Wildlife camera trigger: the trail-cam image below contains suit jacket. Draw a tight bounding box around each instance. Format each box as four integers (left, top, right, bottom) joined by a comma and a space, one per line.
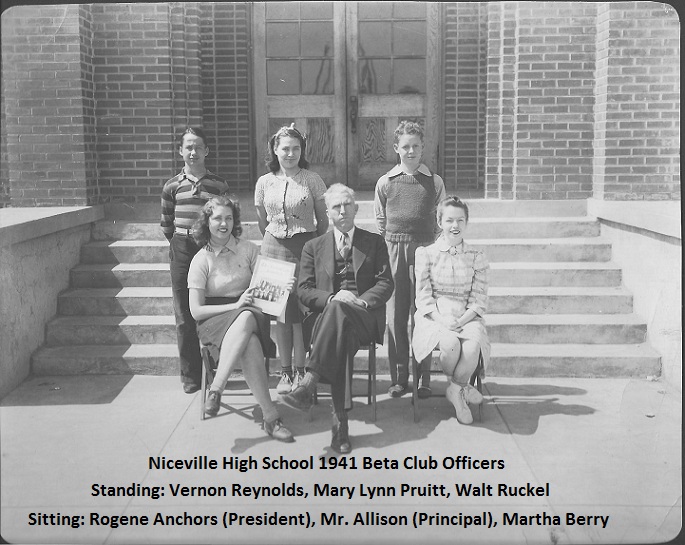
298, 227, 394, 344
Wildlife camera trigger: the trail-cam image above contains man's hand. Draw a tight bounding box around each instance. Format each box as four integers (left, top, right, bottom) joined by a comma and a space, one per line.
332, 290, 366, 307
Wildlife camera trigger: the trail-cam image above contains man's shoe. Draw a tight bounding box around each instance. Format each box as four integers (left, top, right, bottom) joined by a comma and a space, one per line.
281, 385, 313, 412
183, 382, 200, 394
446, 383, 473, 425
417, 385, 432, 399
388, 384, 407, 398
276, 371, 293, 394
204, 390, 221, 416
292, 369, 305, 392
331, 420, 351, 454
463, 384, 484, 405
263, 418, 294, 443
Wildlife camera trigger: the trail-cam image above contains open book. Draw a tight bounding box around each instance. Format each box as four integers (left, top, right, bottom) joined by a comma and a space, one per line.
248, 255, 296, 321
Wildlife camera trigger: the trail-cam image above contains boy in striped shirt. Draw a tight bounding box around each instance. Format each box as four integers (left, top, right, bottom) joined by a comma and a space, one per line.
161, 127, 230, 393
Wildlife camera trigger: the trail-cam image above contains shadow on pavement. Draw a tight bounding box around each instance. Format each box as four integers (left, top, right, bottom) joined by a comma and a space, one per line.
1, 375, 133, 406
481, 381, 596, 435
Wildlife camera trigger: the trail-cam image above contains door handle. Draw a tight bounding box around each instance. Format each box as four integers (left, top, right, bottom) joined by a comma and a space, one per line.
349, 95, 358, 134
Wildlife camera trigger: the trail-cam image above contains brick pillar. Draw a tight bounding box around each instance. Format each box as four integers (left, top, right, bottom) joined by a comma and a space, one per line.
2, 5, 95, 206
484, 2, 517, 199
443, 2, 487, 194
170, 2, 203, 133
593, 2, 680, 201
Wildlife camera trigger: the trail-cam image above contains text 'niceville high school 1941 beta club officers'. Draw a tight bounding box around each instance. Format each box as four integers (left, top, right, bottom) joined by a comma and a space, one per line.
26, 454, 611, 533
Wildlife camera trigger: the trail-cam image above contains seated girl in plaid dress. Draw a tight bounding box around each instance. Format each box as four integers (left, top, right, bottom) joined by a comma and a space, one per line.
411, 196, 490, 425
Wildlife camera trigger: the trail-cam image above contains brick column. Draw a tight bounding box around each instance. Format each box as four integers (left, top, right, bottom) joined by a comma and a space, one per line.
170, 2, 203, 132
484, 2, 517, 199
1, 5, 95, 206
593, 2, 680, 201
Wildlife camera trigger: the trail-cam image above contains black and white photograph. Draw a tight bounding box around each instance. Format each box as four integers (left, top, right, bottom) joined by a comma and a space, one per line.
0, 2, 681, 544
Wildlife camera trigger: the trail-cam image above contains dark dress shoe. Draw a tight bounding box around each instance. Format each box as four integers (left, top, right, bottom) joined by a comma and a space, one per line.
263, 418, 295, 443
183, 382, 200, 394
281, 385, 313, 412
331, 420, 351, 454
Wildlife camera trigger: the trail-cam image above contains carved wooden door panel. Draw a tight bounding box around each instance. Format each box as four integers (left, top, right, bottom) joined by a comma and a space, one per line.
253, 2, 441, 189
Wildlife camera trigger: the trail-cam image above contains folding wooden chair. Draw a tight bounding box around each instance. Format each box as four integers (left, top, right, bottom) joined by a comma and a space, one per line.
200, 346, 270, 421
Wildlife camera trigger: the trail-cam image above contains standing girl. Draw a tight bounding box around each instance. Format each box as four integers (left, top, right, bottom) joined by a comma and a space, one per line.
255, 124, 329, 394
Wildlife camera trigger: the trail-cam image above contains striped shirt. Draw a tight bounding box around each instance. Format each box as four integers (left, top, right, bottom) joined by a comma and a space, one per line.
160, 169, 230, 240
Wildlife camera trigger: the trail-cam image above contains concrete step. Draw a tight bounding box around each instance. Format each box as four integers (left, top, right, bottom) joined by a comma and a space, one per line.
91, 216, 600, 241
489, 262, 622, 287
80, 240, 170, 264
31, 341, 659, 378
68, 261, 622, 289
486, 343, 661, 378
78, 237, 612, 264
487, 286, 633, 314
44, 313, 648, 346
103, 198, 588, 221
56, 286, 633, 316
71, 263, 170, 288
46, 315, 177, 345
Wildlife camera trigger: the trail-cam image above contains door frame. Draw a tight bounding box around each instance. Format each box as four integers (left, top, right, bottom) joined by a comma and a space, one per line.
251, 2, 442, 188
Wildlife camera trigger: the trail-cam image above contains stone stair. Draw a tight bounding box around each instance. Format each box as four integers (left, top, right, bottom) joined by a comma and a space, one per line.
32, 199, 661, 378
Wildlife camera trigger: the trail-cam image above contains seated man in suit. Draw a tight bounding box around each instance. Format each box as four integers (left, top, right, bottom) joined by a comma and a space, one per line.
281, 183, 394, 453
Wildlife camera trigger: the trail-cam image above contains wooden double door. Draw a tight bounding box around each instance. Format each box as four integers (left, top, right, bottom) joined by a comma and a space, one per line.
253, 2, 441, 188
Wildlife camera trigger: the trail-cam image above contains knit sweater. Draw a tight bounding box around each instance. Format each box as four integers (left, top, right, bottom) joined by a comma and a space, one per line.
374, 164, 446, 243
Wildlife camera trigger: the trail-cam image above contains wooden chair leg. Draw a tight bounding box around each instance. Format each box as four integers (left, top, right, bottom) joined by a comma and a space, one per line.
369, 342, 377, 422
200, 353, 207, 421
469, 354, 485, 422
412, 355, 420, 423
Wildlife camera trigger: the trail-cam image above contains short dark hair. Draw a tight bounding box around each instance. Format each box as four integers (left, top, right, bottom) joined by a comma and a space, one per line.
179, 127, 209, 148
265, 124, 309, 173
192, 195, 243, 247
437, 195, 469, 224
393, 120, 424, 145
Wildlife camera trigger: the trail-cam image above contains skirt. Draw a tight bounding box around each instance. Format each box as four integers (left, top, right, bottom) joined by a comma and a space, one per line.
412, 313, 491, 371
196, 297, 276, 366
260, 231, 315, 324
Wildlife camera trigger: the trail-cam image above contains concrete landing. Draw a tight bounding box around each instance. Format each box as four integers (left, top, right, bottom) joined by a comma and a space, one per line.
1, 374, 681, 544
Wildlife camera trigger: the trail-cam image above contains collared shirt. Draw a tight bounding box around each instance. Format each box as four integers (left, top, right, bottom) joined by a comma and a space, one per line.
160, 168, 230, 240
333, 226, 355, 256
187, 236, 259, 298
414, 235, 489, 319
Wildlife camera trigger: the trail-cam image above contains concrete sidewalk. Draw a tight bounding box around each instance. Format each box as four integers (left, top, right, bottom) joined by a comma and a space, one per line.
1, 374, 681, 544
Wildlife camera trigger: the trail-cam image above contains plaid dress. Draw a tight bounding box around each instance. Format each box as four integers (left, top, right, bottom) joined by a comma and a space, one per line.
411, 236, 491, 368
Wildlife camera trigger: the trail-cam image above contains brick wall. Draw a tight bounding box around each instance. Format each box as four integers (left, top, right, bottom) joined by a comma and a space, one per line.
200, 2, 254, 192
91, 3, 177, 203
0, 88, 9, 207
1, 5, 93, 206
594, 2, 680, 200
515, 2, 596, 200
442, 2, 487, 194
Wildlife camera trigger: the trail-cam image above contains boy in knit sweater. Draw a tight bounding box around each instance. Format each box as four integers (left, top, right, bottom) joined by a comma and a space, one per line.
374, 121, 446, 398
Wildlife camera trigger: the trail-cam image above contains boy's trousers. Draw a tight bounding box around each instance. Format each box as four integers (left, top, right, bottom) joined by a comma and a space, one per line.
386, 240, 431, 387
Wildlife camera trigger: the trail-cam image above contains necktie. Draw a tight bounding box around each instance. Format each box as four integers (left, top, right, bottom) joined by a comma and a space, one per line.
340, 232, 350, 260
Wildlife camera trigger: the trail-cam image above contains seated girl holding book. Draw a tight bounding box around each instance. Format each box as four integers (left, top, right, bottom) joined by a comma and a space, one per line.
188, 195, 295, 442
411, 196, 490, 425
